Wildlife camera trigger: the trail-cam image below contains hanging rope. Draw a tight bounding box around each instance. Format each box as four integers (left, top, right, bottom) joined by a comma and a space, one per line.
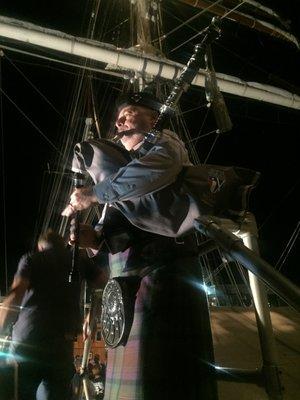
170, 1, 248, 52
259, 180, 300, 232
156, 0, 224, 43
3, 53, 66, 120
276, 221, 300, 271
0, 87, 62, 155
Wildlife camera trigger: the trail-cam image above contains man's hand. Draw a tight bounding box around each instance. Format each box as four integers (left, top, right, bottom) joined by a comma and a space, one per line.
61, 187, 98, 217
69, 222, 102, 251
83, 314, 92, 342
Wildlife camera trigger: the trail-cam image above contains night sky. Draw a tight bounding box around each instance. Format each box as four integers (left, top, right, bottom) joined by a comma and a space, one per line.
0, 0, 299, 294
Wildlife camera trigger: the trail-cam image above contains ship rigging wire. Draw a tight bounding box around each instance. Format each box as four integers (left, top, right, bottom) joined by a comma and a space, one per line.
156, 0, 224, 43
170, 0, 248, 52
0, 86, 62, 155
3, 53, 66, 120
163, 2, 300, 96
276, 221, 300, 272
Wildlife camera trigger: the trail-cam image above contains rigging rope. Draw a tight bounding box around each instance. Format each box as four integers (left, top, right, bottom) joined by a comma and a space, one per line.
40, 0, 127, 239
179, 103, 208, 115
170, 1, 247, 52
187, 128, 218, 143
192, 105, 210, 147
276, 221, 300, 272
203, 131, 220, 163
163, 3, 299, 94
3, 53, 66, 120
157, 0, 224, 43
258, 179, 300, 232
0, 87, 62, 155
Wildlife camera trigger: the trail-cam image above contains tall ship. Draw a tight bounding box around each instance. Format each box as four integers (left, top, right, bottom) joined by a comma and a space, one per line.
0, 1, 299, 399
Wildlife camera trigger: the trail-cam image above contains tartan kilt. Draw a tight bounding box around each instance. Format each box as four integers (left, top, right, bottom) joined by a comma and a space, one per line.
104, 249, 218, 400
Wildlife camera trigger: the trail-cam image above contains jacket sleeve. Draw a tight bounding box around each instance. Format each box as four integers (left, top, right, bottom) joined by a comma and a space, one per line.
92, 138, 187, 203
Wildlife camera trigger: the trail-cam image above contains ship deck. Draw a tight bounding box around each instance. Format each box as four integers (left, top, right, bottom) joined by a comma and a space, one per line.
211, 306, 300, 399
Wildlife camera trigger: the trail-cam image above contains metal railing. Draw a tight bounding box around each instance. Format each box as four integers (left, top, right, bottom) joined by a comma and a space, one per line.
194, 212, 300, 400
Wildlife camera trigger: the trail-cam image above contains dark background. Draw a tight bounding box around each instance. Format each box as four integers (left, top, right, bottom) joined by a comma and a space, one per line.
0, 0, 299, 294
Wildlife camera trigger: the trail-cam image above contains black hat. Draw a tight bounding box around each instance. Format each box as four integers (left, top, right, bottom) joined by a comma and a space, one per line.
116, 91, 162, 113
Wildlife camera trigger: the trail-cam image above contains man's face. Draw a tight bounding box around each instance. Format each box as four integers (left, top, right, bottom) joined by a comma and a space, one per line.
115, 105, 156, 150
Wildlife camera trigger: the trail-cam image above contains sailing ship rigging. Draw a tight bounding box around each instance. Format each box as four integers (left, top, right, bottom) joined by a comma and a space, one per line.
0, 0, 299, 398
0, 0, 299, 284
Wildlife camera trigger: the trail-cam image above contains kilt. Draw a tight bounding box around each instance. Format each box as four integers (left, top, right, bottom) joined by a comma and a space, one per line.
103, 249, 218, 400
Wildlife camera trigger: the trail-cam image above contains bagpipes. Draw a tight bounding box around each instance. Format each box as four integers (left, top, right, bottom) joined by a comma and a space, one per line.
70, 18, 260, 349
138, 17, 222, 156
71, 17, 260, 239
136, 17, 259, 220
99, 18, 260, 349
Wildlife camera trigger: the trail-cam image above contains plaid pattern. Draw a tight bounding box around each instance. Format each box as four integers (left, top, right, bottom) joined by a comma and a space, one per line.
104, 249, 143, 400
104, 250, 218, 400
